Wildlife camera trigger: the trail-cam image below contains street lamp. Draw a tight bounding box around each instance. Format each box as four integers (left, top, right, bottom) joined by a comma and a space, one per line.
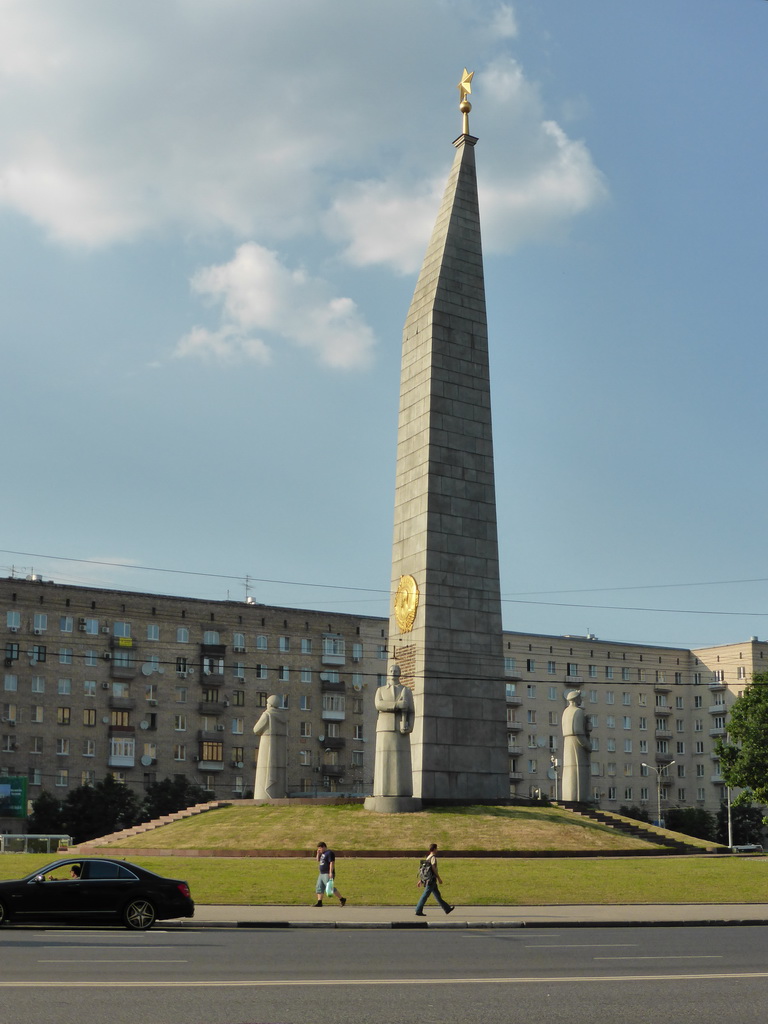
641, 761, 675, 827
550, 752, 560, 802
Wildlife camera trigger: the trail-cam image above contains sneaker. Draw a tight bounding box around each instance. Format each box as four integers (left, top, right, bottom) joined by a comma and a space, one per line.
415, 911, 426, 917
445, 906, 454, 915
339, 897, 347, 907
313, 901, 323, 908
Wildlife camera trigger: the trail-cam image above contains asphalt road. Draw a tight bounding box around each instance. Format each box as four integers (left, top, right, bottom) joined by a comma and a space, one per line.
2, 925, 768, 1024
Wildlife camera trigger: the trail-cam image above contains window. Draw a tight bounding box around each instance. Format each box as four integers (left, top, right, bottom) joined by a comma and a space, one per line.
232, 689, 245, 707
605, 691, 615, 705
622, 668, 631, 681
279, 636, 291, 652
623, 716, 631, 729
256, 635, 267, 650
606, 715, 615, 729
589, 690, 598, 704
376, 645, 387, 660
3, 674, 17, 692
605, 666, 614, 680
81, 770, 95, 787
256, 664, 267, 680
33, 613, 48, 633
675, 696, 684, 709
279, 665, 290, 682
83, 680, 96, 696
202, 654, 224, 676
176, 656, 188, 674
30, 645, 46, 664
301, 638, 312, 655
147, 624, 160, 641
201, 741, 223, 762
277, 694, 289, 709
623, 692, 631, 706
526, 684, 536, 698
638, 716, 647, 730
30, 737, 43, 754
174, 714, 187, 731
527, 759, 537, 774
173, 744, 186, 761
233, 662, 245, 679
300, 722, 312, 738
6, 611, 20, 629
111, 710, 130, 727
4, 643, 19, 663
83, 739, 95, 757
300, 695, 311, 711
588, 665, 597, 678
233, 632, 246, 652
55, 769, 69, 787
113, 621, 131, 638
624, 739, 632, 753
83, 709, 96, 726
85, 650, 98, 666
203, 630, 220, 645
56, 738, 70, 756
548, 712, 559, 726
84, 618, 99, 635
57, 707, 71, 725
231, 718, 244, 735
354, 724, 364, 740
175, 686, 188, 703
567, 663, 578, 677
31, 706, 43, 724
31, 676, 45, 693
176, 627, 189, 643
57, 678, 71, 695
351, 750, 364, 767
299, 749, 312, 766
301, 668, 312, 684
547, 661, 556, 675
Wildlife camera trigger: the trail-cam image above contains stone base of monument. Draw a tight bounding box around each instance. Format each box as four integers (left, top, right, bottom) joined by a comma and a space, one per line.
364, 796, 423, 813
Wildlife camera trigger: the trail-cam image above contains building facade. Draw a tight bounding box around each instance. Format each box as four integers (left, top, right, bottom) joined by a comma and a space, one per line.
1, 576, 386, 814
1, 575, 759, 823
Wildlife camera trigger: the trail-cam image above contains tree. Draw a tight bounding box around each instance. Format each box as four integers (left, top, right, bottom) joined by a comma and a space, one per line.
142, 777, 211, 820
60, 775, 143, 844
664, 806, 716, 842
716, 799, 765, 847
716, 673, 768, 818
618, 804, 651, 824
27, 791, 65, 835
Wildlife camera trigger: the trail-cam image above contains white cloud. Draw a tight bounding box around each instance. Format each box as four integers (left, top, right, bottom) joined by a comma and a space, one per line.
175, 243, 375, 370
491, 3, 519, 39
330, 56, 606, 273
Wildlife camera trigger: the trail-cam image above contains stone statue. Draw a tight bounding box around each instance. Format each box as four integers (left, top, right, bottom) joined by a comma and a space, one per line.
561, 689, 592, 802
252, 694, 288, 801
372, 663, 414, 799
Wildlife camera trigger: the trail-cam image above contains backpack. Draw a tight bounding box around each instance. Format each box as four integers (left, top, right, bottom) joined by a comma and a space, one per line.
418, 859, 435, 887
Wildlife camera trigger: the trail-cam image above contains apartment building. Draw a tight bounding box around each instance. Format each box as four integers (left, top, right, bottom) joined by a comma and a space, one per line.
502, 631, 766, 818
2, 575, 760, 824
1, 576, 386, 817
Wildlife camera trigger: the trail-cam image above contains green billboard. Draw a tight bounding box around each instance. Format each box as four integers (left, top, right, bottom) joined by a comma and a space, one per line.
0, 776, 28, 818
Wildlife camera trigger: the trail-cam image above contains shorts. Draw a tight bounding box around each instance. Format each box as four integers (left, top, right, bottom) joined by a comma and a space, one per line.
316, 872, 331, 895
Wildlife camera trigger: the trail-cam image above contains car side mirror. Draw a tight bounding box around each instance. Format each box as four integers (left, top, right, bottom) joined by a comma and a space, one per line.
34, 875, 45, 883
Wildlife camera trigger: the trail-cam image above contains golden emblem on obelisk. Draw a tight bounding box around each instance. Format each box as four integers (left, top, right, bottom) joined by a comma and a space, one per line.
394, 574, 419, 633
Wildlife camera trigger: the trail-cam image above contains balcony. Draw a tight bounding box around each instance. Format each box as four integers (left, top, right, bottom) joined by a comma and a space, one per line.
108, 697, 136, 711
508, 771, 524, 782
197, 760, 224, 772
322, 764, 345, 778
653, 704, 671, 715
506, 721, 523, 733
107, 754, 135, 768
321, 708, 346, 722
197, 729, 226, 741
654, 729, 673, 740
708, 703, 728, 714
709, 726, 727, 738
505, 693, 523, 706
708, 678, 726, 690
653, 681, 672, 693
197, 701, 227, 716
507, 743, 522, 755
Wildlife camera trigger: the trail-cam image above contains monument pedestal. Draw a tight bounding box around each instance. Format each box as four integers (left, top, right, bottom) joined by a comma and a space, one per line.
364, 796, 422, 814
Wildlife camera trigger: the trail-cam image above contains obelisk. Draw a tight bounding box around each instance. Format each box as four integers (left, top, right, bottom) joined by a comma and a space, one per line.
373, 71, 508, 808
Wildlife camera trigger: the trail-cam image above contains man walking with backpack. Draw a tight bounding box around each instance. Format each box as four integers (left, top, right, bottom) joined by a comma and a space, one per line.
415, 842, 454, 916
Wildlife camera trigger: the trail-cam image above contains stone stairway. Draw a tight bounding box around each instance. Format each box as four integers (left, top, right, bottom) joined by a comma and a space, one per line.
72, 800, 232, 849
555, 802, 702, 854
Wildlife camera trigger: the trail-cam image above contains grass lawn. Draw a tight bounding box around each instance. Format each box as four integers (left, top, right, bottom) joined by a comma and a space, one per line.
0, 853, 765, 906
0, 803, 759, 906
82, 803, 715, 854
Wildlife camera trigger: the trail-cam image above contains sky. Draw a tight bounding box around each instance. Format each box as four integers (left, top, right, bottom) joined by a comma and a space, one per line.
1, 0, 767, 651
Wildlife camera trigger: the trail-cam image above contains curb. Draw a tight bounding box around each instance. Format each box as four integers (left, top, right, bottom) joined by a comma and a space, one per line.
163, 917, 768, 931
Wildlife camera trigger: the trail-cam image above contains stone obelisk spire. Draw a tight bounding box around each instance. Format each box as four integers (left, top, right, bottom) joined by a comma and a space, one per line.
381, 71, 508, 805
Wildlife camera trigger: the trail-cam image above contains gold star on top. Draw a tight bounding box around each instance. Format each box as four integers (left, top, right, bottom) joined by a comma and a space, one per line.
458, 68, 474, 101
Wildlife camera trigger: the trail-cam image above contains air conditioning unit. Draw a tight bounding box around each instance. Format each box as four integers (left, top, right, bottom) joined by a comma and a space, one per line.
101, 626, 110, 634
8, 626, 18, 633
352, 657, 360, 663
78, 624, 87, 631
78, 617, 87, 625
3, 659, 13, 668
103, 653, 112, 660
177, 671, 187, 679
216, 724, 226, 732
147, 699, 158, 706
101, 682, 110, 690
33, 628, 43, 635
192, 755, 200, 762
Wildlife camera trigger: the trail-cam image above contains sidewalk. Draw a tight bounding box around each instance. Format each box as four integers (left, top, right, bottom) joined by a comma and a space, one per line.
174, 902, 768, 929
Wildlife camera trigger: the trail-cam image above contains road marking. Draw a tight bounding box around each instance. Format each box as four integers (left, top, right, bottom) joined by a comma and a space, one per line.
524, 944, 637, 949
594, 955, 723, 961
2, 972, 767, 988
38, 959, 188, 964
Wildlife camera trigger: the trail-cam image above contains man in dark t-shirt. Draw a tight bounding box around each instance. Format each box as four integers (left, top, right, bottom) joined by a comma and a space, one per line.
314, 841, 347, 907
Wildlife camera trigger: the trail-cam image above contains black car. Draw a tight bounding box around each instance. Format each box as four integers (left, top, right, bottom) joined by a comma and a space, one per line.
0, 857, 194, 930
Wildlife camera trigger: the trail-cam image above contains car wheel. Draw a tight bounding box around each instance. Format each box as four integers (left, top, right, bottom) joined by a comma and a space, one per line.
0, 899, 8, 926
123, 898, 156, 931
